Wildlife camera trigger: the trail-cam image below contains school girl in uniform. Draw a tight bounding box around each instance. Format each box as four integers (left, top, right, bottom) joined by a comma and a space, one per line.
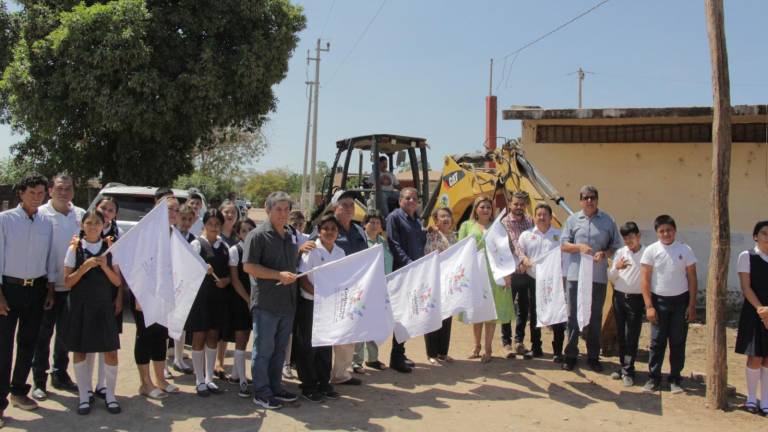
167, 204, 196, 375
215, 200, 240, 381
132, 195, 179, 400
735, 220, 768, 414
92, 196, 124, 400
228, 218, 257, 397
63, 210, 123, 415
185, 209, 231, 396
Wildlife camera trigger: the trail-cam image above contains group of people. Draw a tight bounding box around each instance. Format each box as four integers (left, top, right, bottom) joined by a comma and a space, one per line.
0, 172, 765, 427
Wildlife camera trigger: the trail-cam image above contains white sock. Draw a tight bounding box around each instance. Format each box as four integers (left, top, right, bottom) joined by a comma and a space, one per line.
174, 335, 189, 368
85, 353, 96, 390
204, 346, 217, 384
191, 350, 205, 385
234, 350, 246, 385
745, 366, 760, 405
96, 352, 106, 390
104, 364, 118, 403
73, 361, 92, 404
761, 367, 768, 409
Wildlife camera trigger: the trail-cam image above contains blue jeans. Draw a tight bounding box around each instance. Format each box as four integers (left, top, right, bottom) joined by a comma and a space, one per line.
649, 292, 689, 383
251, 307, 294, 399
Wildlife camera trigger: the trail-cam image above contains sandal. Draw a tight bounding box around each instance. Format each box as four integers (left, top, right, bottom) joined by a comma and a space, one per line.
77, 401, 91, 415
468, 345, 481, 359
94, 387, 107, 400
214, 370, 231, 381
105, 400, 121, 414
744, 401, 758, 414
140, 387, 168, 400
428, 357, 439, 365
162, 383, 180, 394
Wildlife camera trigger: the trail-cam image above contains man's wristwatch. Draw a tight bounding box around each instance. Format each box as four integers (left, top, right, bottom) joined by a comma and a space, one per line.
645, 305, 654, 310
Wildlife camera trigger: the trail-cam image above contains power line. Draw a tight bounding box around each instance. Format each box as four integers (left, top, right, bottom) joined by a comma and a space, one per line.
318, 0, 336, 40
498, 0, 611, 61
326, 0, 388, 85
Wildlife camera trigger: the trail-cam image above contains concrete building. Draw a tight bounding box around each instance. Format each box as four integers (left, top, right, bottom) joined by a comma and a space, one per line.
504, 104, 768, 310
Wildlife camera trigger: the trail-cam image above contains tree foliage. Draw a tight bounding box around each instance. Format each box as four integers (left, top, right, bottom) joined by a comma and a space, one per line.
1, 0, 305, 185
172, 170, 234, 204
241, 168, 300, 208
0, 156, 37, 185
194, 126, 267, 178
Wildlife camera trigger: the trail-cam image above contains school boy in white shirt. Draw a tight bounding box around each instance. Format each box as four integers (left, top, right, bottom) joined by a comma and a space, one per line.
640, 215, 698, 394
607, 221, 645, 387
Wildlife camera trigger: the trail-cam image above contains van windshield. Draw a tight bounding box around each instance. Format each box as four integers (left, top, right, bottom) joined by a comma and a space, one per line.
101, 194, 187, 222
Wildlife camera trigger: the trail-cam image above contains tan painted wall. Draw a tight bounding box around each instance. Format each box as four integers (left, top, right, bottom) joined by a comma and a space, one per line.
521, 120, 768, 309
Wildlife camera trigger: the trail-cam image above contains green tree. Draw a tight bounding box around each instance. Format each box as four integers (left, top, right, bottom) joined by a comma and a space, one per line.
173, 170, 234, 204
194, 126, 268, 178
242, 168, 300, 208
0, 156, 37, 185
1, 0, 305, 185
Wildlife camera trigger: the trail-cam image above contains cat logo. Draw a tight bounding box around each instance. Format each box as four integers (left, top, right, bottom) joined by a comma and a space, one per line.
442, 170, 465, 189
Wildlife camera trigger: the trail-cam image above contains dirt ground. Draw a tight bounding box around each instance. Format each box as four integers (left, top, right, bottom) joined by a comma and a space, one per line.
3, 314, 763, 432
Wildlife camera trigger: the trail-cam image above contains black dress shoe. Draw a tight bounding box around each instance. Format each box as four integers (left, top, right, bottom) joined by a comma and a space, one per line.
391, 362, 413, 373
561, 358, 576, 371
403, 358, 415, 368
337, 377, 362, 386
365, 361, 386, 370
552, 355, 564, 363
51, 373, 78, 392
587, 359, 604, 373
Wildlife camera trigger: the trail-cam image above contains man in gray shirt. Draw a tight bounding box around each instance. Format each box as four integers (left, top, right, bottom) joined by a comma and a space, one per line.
243, 191, 299, 410
560, 185, 622, 373
0, 174, 56, 422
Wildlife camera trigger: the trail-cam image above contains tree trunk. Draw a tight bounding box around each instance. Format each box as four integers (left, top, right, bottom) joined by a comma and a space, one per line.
704, 0, 731, 410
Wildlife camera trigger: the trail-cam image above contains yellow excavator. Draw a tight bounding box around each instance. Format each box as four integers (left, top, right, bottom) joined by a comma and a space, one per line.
422, 139, 574, 228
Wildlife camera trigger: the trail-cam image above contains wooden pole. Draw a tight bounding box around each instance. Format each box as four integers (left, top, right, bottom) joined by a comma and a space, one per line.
704, 0, 731, 410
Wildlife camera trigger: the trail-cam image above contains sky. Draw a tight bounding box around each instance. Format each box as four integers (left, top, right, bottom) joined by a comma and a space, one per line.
1, 0, 766, 173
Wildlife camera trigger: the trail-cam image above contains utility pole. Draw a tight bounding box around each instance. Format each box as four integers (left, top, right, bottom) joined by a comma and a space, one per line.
307, 39, 330, 213
300, 77, 314, 213
704, 0, 731, 410
577, 67, 585, 108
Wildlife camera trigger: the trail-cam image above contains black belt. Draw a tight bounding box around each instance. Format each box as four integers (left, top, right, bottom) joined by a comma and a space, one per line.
2, 276, 47, 287
615, 291, 642, 297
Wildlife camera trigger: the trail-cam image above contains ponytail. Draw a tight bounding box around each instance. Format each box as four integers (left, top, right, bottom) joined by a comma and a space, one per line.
75, 229, 85, 269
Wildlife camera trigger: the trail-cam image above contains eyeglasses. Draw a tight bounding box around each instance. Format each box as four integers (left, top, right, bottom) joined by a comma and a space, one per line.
580, 195, 597, 202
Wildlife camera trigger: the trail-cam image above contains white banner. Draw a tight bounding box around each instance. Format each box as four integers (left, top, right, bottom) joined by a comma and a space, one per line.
110, 200, 173, 327
460, 251, 498, 324
386, 252, 443, 343
577, 253, 594, 330
167, 229, 207, 340
534, 247, 567, 327
438, 236, 477, 319
484, 210, 518, 284
311, 244, 393, 347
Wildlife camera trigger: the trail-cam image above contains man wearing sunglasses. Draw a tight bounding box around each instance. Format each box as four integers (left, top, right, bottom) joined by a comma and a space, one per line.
560, 185, 622, 373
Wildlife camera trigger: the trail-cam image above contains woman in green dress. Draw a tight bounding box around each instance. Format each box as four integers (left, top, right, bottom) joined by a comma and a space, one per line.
458, 196, 514, 363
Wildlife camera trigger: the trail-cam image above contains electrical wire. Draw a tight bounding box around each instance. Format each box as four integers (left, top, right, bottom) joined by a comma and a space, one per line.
319, 0, 336, 40
498, 0, 611, 61
326, 0, 388, 86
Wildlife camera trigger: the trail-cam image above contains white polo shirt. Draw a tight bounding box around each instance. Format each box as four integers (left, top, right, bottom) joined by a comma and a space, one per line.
608, 245, 645, 294
518, 226, 562, 278
736, 247, 768, 273
39, 201, 85, 291
298, 239, 346, 300
640, 240, 697, 297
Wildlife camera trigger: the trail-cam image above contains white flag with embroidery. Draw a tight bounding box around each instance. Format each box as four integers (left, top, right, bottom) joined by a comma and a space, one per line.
534, 247, 567, 327
461, 251, 498, 324
438, 236, 477, 319
109, 200, 173, 327
167, 229, 207, 340
484, 210, 518, 284
577, 253, 594, 330
386, 252, 442, 343
312, 244, 392, 347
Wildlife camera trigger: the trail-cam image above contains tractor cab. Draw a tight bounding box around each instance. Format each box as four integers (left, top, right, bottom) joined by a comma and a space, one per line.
315, 134, 430, 223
